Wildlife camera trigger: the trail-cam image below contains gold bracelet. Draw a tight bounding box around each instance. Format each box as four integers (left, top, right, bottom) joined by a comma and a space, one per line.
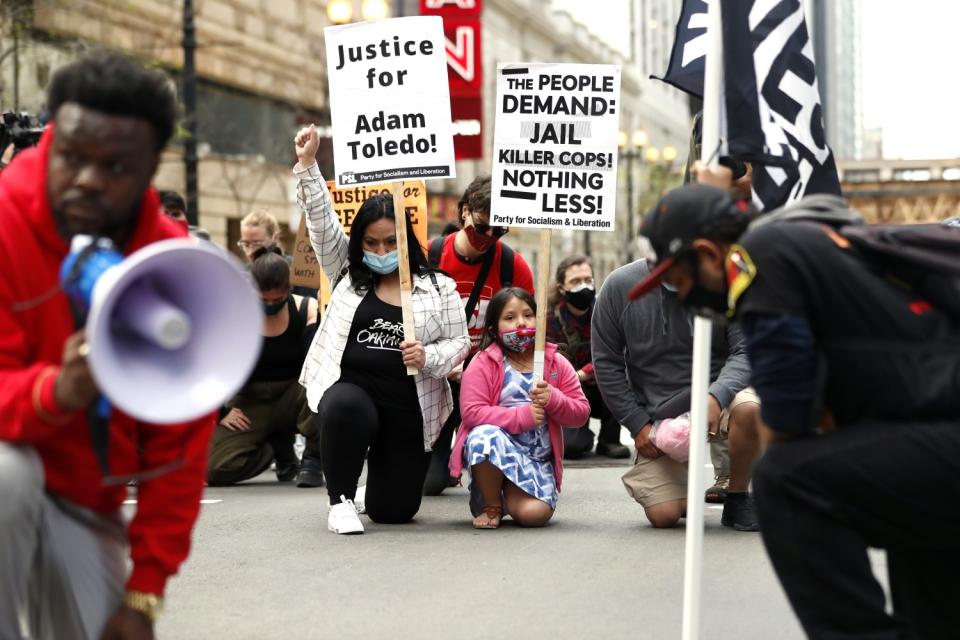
122, 591, 163, 623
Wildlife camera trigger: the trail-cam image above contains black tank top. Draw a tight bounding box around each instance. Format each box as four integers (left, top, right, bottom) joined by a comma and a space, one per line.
248, 296, 309, 383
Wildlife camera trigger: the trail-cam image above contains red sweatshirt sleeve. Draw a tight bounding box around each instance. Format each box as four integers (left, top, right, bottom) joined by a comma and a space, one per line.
125, 413, 216, 595
0, 283, 79, 442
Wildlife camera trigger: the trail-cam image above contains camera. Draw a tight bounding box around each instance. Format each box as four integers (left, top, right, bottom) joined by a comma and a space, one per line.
0, 112, 45, 167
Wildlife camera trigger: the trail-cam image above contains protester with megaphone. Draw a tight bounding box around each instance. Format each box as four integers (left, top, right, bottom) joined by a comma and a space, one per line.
293, 124, 470, 535
0, 53, 252, 639
207, 251, 319, 486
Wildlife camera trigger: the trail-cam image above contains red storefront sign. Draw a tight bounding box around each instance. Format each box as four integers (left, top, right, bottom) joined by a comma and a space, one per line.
420, 0, 483, 160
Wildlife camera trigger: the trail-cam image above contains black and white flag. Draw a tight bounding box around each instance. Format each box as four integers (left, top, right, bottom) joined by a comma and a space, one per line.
721, 0, 841, 211
655, 0, 841, 211
652, 0, 709, 98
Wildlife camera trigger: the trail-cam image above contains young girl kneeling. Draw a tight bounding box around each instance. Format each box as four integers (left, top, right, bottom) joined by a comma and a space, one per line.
450, 288, 590, 529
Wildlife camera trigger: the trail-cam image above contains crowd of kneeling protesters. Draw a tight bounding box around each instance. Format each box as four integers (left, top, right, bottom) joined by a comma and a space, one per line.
8, 54, 958, 640
186, 123, 762, 535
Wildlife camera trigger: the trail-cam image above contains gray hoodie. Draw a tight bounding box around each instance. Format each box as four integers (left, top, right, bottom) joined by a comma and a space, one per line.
591, 259, 752, 438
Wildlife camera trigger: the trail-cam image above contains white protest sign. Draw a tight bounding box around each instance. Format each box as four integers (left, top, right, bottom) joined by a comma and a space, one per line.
490, 63, 621, 230
325, 16, 456, 188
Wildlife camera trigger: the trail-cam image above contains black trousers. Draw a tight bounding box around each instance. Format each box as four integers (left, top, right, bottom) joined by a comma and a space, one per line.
562, 383, 622, 457
317, 382, 431, 524
753, 418, 960, 640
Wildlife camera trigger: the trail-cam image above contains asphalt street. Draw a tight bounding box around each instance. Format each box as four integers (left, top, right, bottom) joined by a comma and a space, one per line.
147, 452, 819, 640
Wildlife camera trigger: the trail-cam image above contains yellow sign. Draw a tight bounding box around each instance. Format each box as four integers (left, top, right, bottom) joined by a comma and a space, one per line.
289, 180, 429, 309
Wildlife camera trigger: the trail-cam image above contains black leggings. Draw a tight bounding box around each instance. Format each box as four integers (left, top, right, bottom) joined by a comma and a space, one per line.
316, 382, 431, 524
563, 383, 622, 457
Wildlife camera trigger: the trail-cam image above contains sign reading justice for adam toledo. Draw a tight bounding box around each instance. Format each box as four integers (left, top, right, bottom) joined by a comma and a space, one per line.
325, 16, 457, 188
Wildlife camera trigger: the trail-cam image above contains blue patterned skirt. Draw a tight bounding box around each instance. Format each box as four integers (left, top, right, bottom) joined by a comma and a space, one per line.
466, 425, 558, 515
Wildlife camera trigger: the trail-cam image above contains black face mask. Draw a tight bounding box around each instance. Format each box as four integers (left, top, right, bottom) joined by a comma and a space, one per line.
680, 255, 728, 316
562, 286, 595, 310
683, 284, 728, 315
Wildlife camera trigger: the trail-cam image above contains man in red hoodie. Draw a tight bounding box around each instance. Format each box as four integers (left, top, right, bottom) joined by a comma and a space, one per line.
0, 53, 215, 639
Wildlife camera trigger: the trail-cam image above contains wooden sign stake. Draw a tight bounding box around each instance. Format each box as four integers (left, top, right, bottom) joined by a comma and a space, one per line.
533, 228, 552, 382
392, 182, 418, 376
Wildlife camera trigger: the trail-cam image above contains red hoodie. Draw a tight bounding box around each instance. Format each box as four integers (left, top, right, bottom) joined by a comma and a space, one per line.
0, 127, 216, 596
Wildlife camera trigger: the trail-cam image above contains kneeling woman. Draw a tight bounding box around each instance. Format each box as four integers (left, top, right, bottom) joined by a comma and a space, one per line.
293, 125, 470, 534
450, 288, 590, 529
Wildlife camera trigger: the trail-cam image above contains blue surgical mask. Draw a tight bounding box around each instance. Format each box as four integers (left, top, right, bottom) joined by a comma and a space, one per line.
362, 250, 399, 275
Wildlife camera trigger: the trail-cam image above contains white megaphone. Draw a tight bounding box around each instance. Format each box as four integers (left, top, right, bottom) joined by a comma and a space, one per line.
74, 237, 263, 424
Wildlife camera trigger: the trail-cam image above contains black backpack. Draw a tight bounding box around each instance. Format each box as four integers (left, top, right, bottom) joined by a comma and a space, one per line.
428, 236, 514, 323
752, 195, 960, 319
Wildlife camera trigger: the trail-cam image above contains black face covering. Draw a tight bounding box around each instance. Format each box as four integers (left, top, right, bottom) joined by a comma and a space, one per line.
562, 287, 595, 310
680, 254, 729, 315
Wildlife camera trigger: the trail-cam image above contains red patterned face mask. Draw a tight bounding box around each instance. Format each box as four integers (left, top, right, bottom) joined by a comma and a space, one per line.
499, 326, 535, 352
465, 224, 497, 252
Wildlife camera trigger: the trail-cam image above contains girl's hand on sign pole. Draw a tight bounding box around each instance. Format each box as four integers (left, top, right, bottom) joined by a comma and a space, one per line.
531, 380, 552, 408
531, 402, 546, 425
294, 124, 320, 166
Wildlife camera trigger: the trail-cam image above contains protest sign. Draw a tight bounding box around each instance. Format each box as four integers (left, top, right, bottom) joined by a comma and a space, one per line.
489, 63, 621, 379
325, 16, 456, 188
290, 215, 322, 289
327, 180, 429, 248
490, 63, 621, 231
291, 180, 429, 311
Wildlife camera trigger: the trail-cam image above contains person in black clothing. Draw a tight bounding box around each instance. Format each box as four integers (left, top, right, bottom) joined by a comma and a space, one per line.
631, 171, 960, 640
546, 255, 629, 459
207, 252, 319, 485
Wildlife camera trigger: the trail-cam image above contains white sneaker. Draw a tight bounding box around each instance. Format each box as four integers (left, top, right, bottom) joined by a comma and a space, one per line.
354, 485, 366, 514
328, 496, 364, 535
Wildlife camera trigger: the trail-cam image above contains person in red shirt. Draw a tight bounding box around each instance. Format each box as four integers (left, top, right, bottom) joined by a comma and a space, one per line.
424, 176, 535, 494
0, 53, 216, 639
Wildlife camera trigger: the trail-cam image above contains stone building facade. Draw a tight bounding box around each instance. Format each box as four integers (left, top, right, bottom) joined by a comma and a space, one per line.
2, 0, 689, 274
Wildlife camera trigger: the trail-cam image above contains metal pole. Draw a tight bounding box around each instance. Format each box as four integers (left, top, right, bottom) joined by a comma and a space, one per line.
625, 151, 634, 263
682, 2, 723, 639
682, 315, 713, 640
182, 0, 199, 226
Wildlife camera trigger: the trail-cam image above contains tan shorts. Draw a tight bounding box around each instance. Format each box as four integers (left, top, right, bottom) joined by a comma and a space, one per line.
621, 388, 760, 508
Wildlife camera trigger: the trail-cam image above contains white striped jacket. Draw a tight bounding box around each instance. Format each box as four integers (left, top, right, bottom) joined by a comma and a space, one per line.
294, 162, 470, 450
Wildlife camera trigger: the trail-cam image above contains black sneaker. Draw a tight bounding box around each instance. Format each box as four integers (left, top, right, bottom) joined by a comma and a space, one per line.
275, 461, 299, 482
705, 475, 729, 504
269, 432, 299, 483
721, 492, 760, 532
596, 440, 631, 459
295, 451, 325, 488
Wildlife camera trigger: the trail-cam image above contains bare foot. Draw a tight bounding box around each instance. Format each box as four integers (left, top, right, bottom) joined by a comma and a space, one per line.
472, 505, 502, 529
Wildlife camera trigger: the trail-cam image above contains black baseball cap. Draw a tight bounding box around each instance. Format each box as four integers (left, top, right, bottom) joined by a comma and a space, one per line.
628, 183, 750, 300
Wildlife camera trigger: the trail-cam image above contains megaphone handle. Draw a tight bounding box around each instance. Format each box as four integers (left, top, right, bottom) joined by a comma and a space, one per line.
87, 395, 113, 477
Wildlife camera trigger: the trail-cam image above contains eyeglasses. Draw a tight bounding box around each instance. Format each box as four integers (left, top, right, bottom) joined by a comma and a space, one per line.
236, 240, 269, 250
471, 213, 508, 238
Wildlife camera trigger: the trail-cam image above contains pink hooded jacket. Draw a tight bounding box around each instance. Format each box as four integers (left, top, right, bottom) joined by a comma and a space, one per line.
449, 342, 590, 490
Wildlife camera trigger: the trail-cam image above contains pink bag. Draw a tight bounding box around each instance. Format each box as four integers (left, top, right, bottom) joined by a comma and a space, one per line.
651, 413, 691, 463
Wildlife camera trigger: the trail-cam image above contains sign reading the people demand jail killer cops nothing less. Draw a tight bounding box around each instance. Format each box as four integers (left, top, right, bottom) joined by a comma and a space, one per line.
325, 17, 456, 188
490, 64, 621, 230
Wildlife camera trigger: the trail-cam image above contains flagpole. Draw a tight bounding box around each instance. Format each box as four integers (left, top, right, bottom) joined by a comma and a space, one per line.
682, 1, 722, 639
